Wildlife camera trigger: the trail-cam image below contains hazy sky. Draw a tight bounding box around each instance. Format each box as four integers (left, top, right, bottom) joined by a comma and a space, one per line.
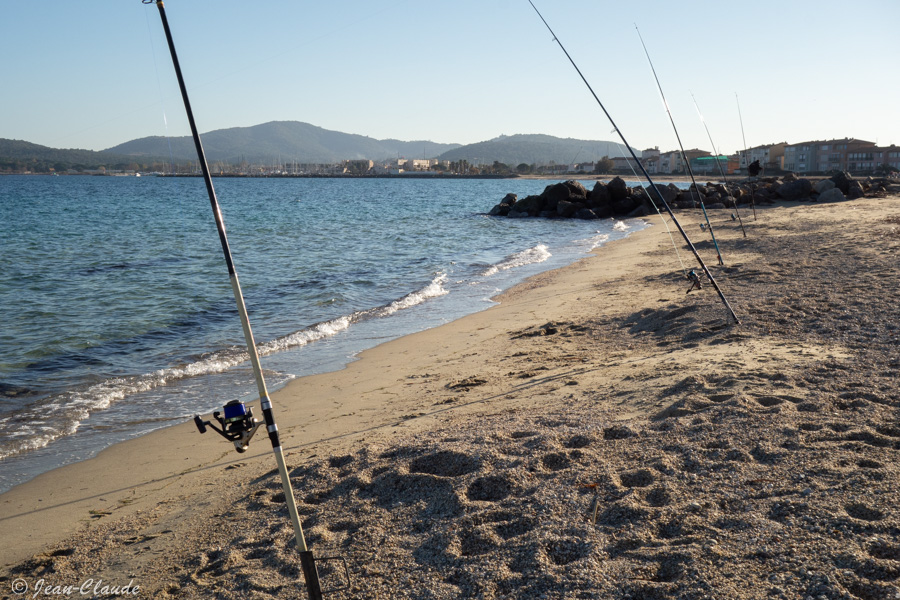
3, 1, 898, 157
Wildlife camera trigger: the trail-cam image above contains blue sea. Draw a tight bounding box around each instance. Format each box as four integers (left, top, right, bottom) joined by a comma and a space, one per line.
0, 175, 650, 493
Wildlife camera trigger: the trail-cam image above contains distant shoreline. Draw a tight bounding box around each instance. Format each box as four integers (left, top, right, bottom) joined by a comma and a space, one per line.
156, 172, 517, 179
7, 172, 848, 184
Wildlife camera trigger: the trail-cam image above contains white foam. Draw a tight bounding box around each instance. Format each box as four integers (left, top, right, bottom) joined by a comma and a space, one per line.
379, 273, 448, 315
263, 314, 353, 353
0, 273, 454, 461
0, 372, 174, 459
482, 244, 551, 277
585, 233, 611, 250
0, 343, 268, 460
613, 220, 630, 232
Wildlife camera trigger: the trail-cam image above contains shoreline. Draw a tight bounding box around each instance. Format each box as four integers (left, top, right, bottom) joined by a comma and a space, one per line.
0, 220, 653, 567
3, 195, 899, 599
0, 176, 633, 498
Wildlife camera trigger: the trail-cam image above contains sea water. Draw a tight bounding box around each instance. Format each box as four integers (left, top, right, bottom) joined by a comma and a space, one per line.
0, 175, 654, 493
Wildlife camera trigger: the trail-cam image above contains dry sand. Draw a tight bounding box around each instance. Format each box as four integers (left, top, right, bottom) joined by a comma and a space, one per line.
2, 194, 899, 599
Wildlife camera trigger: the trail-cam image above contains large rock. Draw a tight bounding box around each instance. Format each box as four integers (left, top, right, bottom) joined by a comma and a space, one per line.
704, 191, 723, 205
589, 182, 610, 208
612, 197, 638, 214
574, 208, 598, 220
541, 183, 569, 211
776, 179, 813, 200
815, 179, 836, 194
607, 176, 629, 201
630, 187, 651, 205
511, 194, 545, 216
556, 200, 579, 218
562, 179, 588, 199
488, 193, 517, 216
847, 180, 865, 199
541, 180, 587, 212
830, 171, 854, 194
818, 188, 845, 203
647, 184, 679, 206
682, 189, 705, 207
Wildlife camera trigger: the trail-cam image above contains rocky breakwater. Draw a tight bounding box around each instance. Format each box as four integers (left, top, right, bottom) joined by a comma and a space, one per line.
489, 173, 897, 220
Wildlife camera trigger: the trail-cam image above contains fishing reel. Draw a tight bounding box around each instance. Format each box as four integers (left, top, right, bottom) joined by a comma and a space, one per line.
194, 400, 261, 453
686, 269, 703, 294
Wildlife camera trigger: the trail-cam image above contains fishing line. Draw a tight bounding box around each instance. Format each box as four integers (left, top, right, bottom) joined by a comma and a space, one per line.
172, 1, 411, 100
526, 0, 739, 324
144, 6, 177, 174
144, 3, 349, 597
46, 10, 178, 153
614, 140, 688, 276
634, 24, 725, 266
735, 93, 758, 220
690, 92, 747, 237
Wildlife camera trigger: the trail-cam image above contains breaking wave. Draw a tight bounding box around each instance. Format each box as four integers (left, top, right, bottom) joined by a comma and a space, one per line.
481, 244, 551, 277
0, 273, 450, 460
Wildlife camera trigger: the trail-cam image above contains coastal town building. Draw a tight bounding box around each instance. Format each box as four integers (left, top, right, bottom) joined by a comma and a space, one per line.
28, 136, 894, 177
611, 155, 640, 174
845, 144, 900, 173
641, 147, 660, 174
883, 147, 900, 172
737, 143, 786, 173
780, 138, 900, 174
656, 149, 710, 174
689, 155, 729, 176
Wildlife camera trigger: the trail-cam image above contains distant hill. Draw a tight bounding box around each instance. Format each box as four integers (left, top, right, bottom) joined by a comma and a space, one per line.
2, 124, 637, 173
0, 139, 165, 173
105, 121, 462, 164
437, 134, 637, 165
106, 123, 633, 166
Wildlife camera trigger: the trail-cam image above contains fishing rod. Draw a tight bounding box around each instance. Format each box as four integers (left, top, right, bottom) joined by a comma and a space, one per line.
735, 92, 758, 220
634, 25, 725, 266
690, 92, 747, 237
145, 2, 346, 598
527, 0, 739, 324
614, 140, 689, 277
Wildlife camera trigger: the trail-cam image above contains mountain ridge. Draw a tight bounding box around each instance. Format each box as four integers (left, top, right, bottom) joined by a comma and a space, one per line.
105, 121, 635, 165
2, 121, 637, 171
104, 121, 462, 164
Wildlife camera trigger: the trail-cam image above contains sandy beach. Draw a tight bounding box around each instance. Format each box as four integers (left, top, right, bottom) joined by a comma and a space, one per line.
2, 193, 899, 599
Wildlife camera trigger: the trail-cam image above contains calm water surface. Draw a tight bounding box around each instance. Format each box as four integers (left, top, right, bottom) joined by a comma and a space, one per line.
0, 175, 654, 492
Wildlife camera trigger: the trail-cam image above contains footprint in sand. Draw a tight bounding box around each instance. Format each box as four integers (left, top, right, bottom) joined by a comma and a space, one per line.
619, 468, 655, 488
467, 474, 515, 502
409, 450, 482, 477
540, 452, 571, 472
845, 502, 885, 522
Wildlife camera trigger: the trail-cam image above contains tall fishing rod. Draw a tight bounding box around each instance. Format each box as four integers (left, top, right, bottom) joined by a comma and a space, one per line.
614, 140, 689, 277
690, 92, 747, 237
526, 1, 739, 324
634, 25, 725, 266
145, 2, 336, 598
736, 93, 758, 220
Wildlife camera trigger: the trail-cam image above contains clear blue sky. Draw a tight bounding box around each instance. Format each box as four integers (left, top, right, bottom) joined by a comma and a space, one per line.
3, 1, 898, 157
